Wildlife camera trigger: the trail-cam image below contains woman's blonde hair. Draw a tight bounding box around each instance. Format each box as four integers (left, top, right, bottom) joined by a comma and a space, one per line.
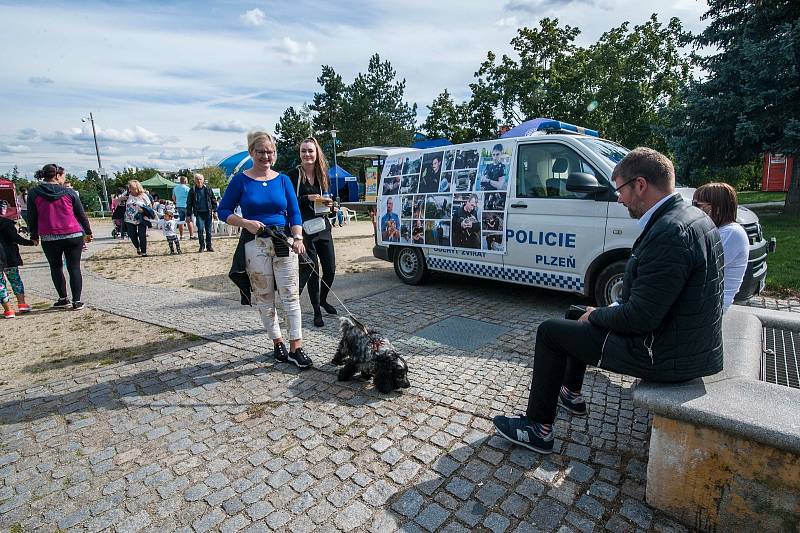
127, 180, 144, 196
693, 182, 738, 227
299, 137, 330, 191
247, 131, 276, 154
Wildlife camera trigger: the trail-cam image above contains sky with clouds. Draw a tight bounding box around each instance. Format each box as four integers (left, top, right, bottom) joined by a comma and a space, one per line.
0, 0, 709, 178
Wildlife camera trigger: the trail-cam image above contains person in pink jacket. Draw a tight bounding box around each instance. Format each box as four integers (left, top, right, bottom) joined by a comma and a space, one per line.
28, 163, 93, 310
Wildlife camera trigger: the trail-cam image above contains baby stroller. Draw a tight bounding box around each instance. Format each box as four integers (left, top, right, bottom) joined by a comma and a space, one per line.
111, 201, 126, 239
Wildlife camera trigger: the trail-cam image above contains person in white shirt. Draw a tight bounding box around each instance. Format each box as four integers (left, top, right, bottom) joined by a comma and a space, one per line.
162, 205, 181, 255
693, 182, 749, 312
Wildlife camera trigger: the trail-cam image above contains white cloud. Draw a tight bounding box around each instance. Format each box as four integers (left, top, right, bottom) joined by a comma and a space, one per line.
0, 144, 31, 153
43, 125, 178, 146
495, 16, 519, 28
275, 37, 316, 65
241, 8, 266, 26
74, 145, 121, 156
193, 120, 250, 133
148, 148, 203, 160
29, 76, 54, 86
18, 128, 39, 141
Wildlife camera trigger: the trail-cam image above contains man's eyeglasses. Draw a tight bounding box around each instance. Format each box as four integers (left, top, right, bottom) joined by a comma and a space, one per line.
253, 150, 275, 157
614, 176, 640, 192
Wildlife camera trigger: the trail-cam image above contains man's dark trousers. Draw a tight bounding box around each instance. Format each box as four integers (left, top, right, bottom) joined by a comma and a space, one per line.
526, 318, 607, 424
195, 212, 213, 249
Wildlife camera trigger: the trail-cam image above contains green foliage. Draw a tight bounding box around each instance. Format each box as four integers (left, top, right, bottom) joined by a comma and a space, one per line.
195, 166, 228, 194
275, 105, 313, 171
310, 65, 346, 136
109, 168, 161, 193
421, 89, 488, 144
666, 0, 800, 209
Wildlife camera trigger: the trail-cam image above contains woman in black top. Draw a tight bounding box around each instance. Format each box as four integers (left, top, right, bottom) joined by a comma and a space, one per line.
287, 137, 336, 327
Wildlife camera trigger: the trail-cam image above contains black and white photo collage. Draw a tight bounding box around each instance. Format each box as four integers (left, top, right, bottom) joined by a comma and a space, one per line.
378, 141, 512, 252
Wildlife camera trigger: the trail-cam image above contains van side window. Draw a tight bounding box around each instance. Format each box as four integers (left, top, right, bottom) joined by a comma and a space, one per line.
516, 143, 599, 199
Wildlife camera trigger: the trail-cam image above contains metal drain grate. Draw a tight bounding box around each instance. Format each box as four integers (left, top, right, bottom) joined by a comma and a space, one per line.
762, 327, 800, 389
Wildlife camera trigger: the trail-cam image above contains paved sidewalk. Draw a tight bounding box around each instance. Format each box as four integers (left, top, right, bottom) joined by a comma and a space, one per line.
0, 239, 699, 532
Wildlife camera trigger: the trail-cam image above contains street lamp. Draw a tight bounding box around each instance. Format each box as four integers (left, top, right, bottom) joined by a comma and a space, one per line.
81, 112, 110, 215
330, 128, 338, 199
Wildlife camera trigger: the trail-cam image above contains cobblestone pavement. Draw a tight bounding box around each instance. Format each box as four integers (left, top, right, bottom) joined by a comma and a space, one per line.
2, 235, 780, 532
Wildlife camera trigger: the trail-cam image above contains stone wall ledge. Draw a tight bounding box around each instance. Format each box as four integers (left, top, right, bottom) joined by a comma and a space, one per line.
632, 307, 800, 455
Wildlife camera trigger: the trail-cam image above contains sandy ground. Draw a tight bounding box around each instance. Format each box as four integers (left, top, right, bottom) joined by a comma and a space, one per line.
85, 220, 389, 295
0, 293, 202, 391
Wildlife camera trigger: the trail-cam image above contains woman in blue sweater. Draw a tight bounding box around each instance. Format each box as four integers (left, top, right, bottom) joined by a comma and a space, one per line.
218, 131, 312, 369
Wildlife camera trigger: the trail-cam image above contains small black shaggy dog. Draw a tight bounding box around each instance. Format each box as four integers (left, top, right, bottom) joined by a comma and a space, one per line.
331, 317, 411, 393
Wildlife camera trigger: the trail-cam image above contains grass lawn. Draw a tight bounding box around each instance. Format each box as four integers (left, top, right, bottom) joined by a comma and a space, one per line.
758, 212, 800, 296
738, 191, 785, 204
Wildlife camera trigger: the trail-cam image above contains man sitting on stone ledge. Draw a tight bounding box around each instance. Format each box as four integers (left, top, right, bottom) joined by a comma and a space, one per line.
494, 147, 725, 454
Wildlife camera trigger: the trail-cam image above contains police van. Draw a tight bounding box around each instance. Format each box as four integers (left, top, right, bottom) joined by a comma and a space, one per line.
371, 120, 772, 306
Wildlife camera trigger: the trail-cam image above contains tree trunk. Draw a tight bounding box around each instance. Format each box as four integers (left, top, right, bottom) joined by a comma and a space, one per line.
783, 155, 800, 215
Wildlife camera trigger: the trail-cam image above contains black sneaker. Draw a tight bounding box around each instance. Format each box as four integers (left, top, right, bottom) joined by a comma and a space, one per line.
313, 314, 324, 327
321, 302, 337, 315
288, 347, 313, 369
206, 246, 214, 252
559, 389, 588, 416
493, 415, 554, 454
53, 298, 70, 308
273, 342, 289, 362
199, 246, 205, 253
72, 301, 86, 311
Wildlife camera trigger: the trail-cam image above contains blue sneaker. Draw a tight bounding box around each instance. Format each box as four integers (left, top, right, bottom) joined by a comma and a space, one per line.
493, 415, 554, 454
559, 388, 588, 416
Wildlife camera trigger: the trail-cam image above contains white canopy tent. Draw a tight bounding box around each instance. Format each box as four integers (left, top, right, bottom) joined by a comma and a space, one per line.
337, 146, 417, 159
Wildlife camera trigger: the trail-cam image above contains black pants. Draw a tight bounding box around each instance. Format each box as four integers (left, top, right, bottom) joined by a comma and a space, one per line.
126, 222, 147, 253
41, 236, 84, 302
299, 234, 336, 315
195, 212, 212, 249
525, 318, 606, 424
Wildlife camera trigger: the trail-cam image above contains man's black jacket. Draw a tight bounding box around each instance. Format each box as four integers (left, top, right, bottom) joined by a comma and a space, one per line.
186, 186, 218, 217
588, 193, 724, 382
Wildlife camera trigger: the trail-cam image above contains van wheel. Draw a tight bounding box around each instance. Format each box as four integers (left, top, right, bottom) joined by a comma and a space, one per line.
394, 247, 428, 285
594, 261, 626, 307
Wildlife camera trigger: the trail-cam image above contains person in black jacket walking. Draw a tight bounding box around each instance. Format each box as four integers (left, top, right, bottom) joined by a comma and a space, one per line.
494, 147, 724, 454
186, 173, 218, 252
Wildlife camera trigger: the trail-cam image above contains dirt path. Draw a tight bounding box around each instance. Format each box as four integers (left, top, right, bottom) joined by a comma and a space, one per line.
85, 220, 389, 294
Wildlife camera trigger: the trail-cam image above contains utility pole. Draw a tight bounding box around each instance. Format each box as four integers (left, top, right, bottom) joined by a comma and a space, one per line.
82, 112, 110, 215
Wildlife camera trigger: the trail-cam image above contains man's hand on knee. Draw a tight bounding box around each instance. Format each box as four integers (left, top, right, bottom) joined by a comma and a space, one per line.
578, 306, 595, 323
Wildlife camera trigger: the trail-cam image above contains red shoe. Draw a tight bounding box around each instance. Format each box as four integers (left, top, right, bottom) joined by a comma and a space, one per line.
17, 304, 31, 314
3, 309, 15, 319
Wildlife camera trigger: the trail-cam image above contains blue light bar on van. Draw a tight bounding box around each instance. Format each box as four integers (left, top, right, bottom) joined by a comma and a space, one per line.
537, 120, 599, 137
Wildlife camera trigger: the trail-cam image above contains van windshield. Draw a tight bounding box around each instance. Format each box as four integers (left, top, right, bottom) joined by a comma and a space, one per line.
578, 138, 629, 168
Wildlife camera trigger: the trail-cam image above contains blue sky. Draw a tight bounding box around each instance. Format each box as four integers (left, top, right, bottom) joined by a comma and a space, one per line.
0, 0, 709, 178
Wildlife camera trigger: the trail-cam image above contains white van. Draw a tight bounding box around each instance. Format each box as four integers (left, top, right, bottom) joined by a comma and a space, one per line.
372, 121, 771, 306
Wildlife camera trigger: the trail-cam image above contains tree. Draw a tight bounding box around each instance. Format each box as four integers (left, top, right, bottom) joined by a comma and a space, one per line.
196, 166, 229, 194
339, 54, 417, 151
275, 105, 313, 170
666, 0, 800, 212
474, 16, 690, 150
310, 65, 346, 135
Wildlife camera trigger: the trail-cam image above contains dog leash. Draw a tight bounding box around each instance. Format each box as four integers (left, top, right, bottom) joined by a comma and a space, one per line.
262, 227, 370, 335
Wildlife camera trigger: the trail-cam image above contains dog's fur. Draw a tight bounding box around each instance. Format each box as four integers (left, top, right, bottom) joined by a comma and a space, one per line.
331, 317, 410, 393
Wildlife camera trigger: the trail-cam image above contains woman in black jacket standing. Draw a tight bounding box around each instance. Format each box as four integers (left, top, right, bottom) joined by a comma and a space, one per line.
287, 137, 336, 327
